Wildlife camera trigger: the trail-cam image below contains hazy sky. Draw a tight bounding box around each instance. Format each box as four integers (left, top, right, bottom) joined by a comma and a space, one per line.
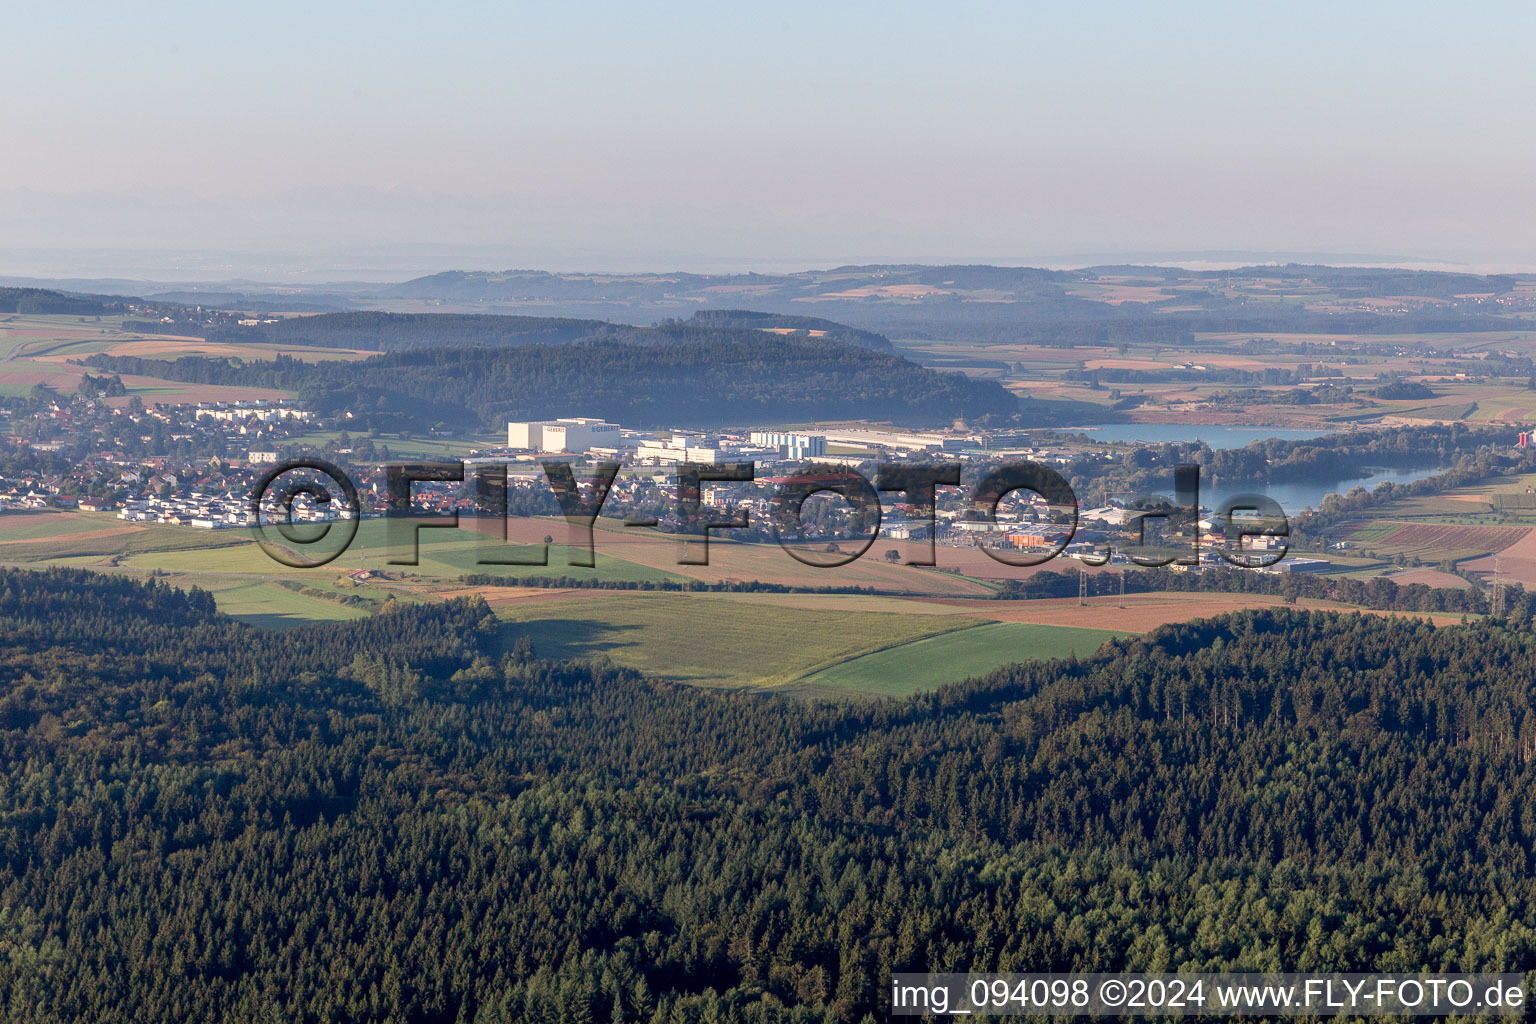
4, 1, 1535, 275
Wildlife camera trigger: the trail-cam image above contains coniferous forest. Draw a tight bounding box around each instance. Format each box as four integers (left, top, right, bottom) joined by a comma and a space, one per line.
85, 329, 1034, 431
2, 568, 1536, 1022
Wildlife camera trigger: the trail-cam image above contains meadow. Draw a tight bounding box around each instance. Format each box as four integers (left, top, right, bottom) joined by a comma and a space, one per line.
495, 590, 985, 692
788, 620, 1130, 697
191, 576, 376, 630
0, 314, 297, 401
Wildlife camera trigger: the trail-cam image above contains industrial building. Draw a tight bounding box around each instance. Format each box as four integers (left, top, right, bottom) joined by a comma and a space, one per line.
822, 429, 966, 453
507, 418, 621, 453
749, 431, 827, 460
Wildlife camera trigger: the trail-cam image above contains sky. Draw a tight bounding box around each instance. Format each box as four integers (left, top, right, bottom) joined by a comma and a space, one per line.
3, 0, 1535, 277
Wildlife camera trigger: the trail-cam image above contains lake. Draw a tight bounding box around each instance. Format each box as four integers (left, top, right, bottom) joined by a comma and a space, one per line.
1065, 423, 1447, 514
1202, 466, 1444, 516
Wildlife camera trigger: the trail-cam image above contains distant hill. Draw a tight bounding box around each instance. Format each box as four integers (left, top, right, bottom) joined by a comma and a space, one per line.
0, 287, 120, 316
368, 263, 1527, 344
201, 308, 901, 354
146, 291, 347, 314
90, 329, 1044, 430
205, 311, 608, 350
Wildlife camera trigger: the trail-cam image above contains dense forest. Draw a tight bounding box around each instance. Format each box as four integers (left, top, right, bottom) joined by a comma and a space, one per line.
87, 334, 1030, 430
0, 287, 116, 316
203, 311, 897, 355
1, 568, 1535, 1021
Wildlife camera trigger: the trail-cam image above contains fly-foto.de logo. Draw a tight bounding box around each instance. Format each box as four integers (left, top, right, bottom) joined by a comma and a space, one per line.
249, 459, 1291, 570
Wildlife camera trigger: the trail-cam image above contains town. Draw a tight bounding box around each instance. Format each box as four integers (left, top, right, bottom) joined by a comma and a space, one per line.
0, 385, 1310, 571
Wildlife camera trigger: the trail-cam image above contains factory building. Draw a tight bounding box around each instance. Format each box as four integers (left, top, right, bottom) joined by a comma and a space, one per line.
749, 431, 827, 459
507, 418, 621, 453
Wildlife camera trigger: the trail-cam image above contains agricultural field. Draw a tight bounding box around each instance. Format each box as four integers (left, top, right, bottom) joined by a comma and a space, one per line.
898, 328, 1536, 431
103, 517, 685, 586
496, 591, 973, 690
2, 512, 686, 624
190, 577, 376, 629
495, 590, 1009, 693
788, 620, 1129, 698
503, 516, 1001, 596
489, 585, 1466, 696
0, 509, 1481, 689
0, 510, 251, 562
89, 337, 372, 363
0, 314, 293, 402
1342, 519, 1528, 566
1464, 529, 1536, 587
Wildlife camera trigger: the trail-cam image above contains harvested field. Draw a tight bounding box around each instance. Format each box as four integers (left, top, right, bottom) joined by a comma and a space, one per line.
98, 339, 373, 362
1372, 522, 1528, 554
1463, 528, 1536, 586
430, 585, 581, 607
0, 524, 143, 546
1382, 569, 1472, 589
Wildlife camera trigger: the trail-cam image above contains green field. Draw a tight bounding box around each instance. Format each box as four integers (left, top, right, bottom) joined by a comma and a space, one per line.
497, 591, 981, 691
790, 620, 1130, 697
5, 515, 685, 586
0, 512, 128, 541
0, 513, 254, 562
194, 577, 374, 629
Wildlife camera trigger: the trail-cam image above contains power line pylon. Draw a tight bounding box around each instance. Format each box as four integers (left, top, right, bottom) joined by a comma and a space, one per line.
1493, 553, 1506, 618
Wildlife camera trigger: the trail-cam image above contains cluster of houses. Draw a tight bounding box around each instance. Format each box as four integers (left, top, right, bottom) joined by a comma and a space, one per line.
118, 489, 365, 529
0, 485, 69, 511
187, 401, 315, 425
119, 492, 258, 529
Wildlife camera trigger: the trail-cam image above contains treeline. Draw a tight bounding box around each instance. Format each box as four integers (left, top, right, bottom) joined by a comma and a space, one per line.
458, 573, 887, 595
4, 569, 1536, 1021
204, 311, 608, 351
87, 334, 1021, 430
201, 310, 897, 354
995, 563, 1519, 616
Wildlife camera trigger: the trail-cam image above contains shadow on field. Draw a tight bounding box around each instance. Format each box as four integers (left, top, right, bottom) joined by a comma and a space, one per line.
502, 618, 645, 662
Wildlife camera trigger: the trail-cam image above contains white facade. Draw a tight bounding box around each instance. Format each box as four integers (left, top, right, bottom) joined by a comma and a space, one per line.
194, 401, 313, 423
507, 417, 621, 453
750, 431, 827, 459
823, 429, 965, 452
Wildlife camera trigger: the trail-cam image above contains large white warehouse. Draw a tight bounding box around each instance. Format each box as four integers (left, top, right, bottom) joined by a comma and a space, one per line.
507, 417, 621, 453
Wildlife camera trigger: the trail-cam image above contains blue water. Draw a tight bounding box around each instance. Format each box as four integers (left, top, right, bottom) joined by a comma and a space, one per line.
1066, 424, 1446, 515
1202, 466, 1443, 517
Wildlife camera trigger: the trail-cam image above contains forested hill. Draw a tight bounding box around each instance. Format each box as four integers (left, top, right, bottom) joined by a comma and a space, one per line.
3, 568, 1536, 1021
0, 286, 120, 315
89, 333, 1031, 429
203, 310, 898, 353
